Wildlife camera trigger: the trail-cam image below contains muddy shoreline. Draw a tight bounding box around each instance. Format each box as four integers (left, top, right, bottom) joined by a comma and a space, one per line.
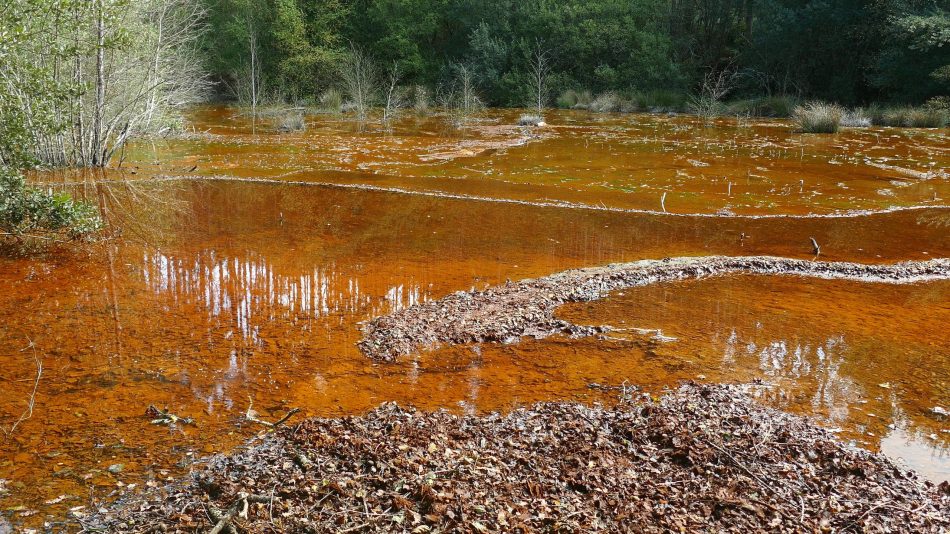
359, 256, 950, 361
84, 384, 949, 533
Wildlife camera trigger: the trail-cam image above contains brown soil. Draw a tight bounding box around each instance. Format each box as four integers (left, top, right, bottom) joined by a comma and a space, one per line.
84, 384, 950, 533
359, 256, 950, 361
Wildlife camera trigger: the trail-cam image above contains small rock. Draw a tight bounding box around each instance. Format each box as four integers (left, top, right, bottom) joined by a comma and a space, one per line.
107, 464, 124, 475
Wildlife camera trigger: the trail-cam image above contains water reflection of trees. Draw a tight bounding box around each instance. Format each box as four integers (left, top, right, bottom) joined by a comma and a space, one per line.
140, 250, 428, 344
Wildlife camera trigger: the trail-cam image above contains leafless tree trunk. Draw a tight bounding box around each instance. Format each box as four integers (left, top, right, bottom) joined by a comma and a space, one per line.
382, 62, 405, 125
249, 22, 260, 133
528, 39, 551, 114
93, 0, 106, 166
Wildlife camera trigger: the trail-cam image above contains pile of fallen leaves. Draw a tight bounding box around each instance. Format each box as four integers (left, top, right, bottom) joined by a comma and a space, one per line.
358, 256, 950, 361
85, 384, 949, 533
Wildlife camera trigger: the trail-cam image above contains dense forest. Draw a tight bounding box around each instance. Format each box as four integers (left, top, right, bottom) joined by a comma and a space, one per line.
203, 0, 950, 107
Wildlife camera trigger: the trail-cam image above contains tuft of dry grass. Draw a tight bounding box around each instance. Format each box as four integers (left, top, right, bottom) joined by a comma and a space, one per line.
793, 102, 844, 133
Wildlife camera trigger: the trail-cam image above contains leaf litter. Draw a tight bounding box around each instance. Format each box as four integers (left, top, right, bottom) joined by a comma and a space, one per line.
83, 384, 949, 533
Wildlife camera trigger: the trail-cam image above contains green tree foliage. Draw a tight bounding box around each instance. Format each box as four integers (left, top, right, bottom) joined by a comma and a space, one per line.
200, 0, 949, 107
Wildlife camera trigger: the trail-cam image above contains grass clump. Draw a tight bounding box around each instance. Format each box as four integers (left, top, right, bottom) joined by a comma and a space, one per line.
868, 105, 948, 128
793, 102, 844, 133
840, 108, 871, 127
276, 111, 306, 132
518, 114, 544, 126
319, 89, 343, 113
905, 107, 947, 128
412, 85, 431, 115
556, 89, 593, 110
589, 91, 623, 113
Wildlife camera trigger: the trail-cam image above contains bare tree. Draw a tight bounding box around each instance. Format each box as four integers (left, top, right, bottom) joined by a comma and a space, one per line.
1, 0, 209, 168
440, 64, 482, 127
382, 61, 406, 125
339, 44, 377, 121
689, 68, 736, 123
528, 39, 551, 114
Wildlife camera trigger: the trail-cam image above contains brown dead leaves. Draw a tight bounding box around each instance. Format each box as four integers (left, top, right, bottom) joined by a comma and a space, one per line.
87, 384, 949, 533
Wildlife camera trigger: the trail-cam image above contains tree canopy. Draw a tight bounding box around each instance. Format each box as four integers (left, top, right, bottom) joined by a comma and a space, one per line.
200, 0, 950, 107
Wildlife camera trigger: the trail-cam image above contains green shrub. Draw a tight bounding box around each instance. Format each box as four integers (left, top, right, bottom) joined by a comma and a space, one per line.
557, 89, 593, 110
635, 89, 687, 112
925, 96, 950, 113
726, 95, 799, 118
793, 102, 844, 133
556, 89, 579, 109
0, 167, 101, 243
756, 95, 799, 118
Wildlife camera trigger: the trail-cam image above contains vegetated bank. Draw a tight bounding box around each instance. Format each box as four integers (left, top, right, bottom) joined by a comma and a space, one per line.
359, 256, 950, 362
84, 384, 950, 533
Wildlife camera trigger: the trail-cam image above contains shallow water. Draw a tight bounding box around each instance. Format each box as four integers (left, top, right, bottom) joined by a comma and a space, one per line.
2, 108, 948, 527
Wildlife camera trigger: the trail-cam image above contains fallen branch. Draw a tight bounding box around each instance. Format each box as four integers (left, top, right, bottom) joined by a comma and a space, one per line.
207, 492, 271, 534
1, 339, 43, 437
145, 405, 196, 426
245, 397, 300, 428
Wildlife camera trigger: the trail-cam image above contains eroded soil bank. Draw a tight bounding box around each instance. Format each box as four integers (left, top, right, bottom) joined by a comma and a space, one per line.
86, 384, 950, 533
359, 256, 950, 361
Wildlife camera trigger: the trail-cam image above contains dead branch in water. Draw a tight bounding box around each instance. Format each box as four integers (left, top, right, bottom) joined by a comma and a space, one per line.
145, 405, 196, 426
810, 237, 821, 256
1, 339, 43, 437
245, 397, 300, 428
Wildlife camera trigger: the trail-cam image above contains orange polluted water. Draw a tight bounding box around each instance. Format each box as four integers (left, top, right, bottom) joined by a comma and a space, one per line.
2, 107, 949, 527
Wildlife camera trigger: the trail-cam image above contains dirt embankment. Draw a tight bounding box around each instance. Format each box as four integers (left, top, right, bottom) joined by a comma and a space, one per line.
359, 255, 950, 361
85, 384, 949, 533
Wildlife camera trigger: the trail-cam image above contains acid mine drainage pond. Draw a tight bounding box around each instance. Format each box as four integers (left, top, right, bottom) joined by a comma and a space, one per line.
1, 108, 948, 528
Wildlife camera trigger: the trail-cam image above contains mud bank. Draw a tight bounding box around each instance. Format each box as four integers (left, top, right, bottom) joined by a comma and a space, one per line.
359, 256, 950, 361
85, 384, 949, 533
